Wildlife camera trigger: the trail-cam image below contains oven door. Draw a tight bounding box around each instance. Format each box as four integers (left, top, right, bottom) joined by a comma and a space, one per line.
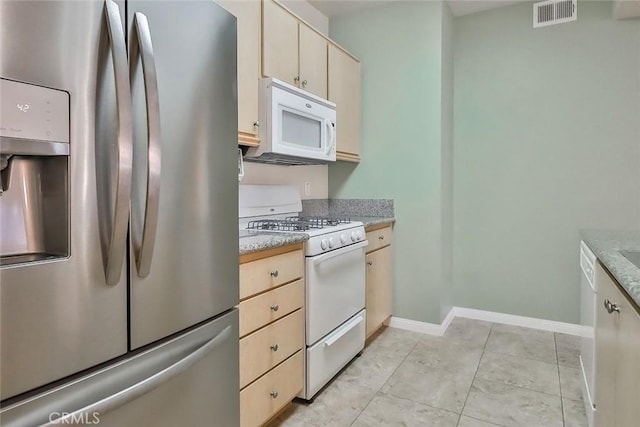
305, 240, 367, 345
270, 86, 336, 162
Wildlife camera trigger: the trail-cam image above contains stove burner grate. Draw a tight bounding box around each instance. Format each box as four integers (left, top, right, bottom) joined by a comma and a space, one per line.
246, 216, 352, 232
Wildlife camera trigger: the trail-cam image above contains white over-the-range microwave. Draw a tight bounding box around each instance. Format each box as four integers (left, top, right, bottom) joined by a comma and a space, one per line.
244, 77, 336, 165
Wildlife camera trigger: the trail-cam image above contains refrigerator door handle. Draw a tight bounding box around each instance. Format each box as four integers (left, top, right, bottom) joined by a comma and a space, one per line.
103, 0, 133, 286
130, 11, 162, 278
41, 325, 233, 427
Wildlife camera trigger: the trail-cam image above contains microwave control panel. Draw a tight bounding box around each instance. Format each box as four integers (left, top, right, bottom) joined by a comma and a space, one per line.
0, 78, 69, 144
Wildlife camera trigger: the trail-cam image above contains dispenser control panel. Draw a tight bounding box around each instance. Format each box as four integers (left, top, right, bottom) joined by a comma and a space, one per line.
0, 78, 69, 144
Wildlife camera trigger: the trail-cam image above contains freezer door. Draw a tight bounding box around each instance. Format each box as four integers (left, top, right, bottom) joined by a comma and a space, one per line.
0, 310, 239, 427
0, 1, 129, 400
127, 0, 239, 349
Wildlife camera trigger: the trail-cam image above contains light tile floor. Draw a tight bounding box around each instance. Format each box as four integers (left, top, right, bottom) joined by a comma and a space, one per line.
270, 318, 588, 427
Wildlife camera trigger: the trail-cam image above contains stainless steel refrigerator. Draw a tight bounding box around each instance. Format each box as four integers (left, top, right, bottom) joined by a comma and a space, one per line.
0, 1, 239, 425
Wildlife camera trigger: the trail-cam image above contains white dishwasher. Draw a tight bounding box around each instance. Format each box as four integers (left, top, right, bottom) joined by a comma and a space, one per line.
579, 240, 597, 427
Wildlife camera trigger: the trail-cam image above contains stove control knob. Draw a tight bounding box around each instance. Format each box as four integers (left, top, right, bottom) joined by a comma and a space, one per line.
320, 239, 328, 250
328, 237, 335, 248
340, 234, 348, 244
351, 231, 357, 242
357, 230, 363, 240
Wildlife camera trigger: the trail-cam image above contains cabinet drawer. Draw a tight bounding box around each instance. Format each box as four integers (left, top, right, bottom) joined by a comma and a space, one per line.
239, 279, 303, 337
240, 351, 303, 427
240, 249, 303, 300
366, 226, 392, 253
240, 309, 303, 389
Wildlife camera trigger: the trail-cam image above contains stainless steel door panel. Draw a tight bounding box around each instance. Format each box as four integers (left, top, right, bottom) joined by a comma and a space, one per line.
0, 310, 239, 427
128, 1, 239, 349
0, 1, 128, 400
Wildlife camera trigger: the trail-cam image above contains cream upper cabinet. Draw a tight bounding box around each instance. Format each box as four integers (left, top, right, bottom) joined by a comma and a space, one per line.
262, 0, 299, 87
217, 0, 261, 146
328, 44, 362, 162
593, 261, 640, 427
298, 23, 327, 98
262, 1, 328, 98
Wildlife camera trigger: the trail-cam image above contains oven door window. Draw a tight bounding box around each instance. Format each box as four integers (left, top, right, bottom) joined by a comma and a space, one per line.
280, 108, 323, 150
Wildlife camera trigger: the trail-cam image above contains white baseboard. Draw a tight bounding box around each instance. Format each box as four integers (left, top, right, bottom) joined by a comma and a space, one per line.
452, 307, 582, 336
388, 307, 456, 336
388, 306, 581, 337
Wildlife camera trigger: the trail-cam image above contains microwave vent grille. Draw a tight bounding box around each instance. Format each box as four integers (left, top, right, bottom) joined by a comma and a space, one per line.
243, 152, 328, 166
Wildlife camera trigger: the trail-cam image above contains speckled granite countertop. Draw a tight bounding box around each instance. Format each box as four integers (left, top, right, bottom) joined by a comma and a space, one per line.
581, 230, 640, 309
301, 199, 395, 230
239, 230, 308, 256
351, 216, 395, 229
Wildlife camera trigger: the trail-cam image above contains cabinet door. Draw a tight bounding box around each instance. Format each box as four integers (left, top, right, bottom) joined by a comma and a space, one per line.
298, 23, 327, 98
365, 246, 392, 337
594, 263, 620, 427
262, 0, 298, 86
328, 44, 361, 162
614, 288, 640, 427
217, 0, 260, 140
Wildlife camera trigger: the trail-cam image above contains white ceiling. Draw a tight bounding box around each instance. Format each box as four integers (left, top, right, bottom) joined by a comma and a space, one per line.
307, 0, 530, 18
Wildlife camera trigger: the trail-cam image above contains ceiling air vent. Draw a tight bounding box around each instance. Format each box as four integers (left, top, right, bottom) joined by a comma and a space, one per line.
533, 0, 577, 28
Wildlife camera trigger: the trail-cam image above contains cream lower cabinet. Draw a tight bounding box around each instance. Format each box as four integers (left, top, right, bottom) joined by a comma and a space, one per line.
216, 0, 261, 146
365, 225, 393, 338
239, 245, 305, 427
594, 261, 640, 427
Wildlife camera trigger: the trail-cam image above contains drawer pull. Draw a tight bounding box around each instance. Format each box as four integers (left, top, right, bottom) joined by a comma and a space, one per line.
604, 299, 620, 314
270, 391, 279, 399
367, 261, 373, 266
270, 304, 279, 312
270, 344, 279, 352
324, 315, 364, 347
378, 236, 384, 240
270, 270, 279, 278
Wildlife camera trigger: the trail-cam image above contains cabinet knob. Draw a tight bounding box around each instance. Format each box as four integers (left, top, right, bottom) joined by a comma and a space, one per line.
253, 121, 259, 128
270, 270, 279, 278
301, 80, 308, 87
270, 391, 279, 399
270, 304, 279, 312
604, 299, 620, 314
293, 76, 300, 84
270, 344, 279, 352
378, 236, 384, 240
367, 261, 373, 266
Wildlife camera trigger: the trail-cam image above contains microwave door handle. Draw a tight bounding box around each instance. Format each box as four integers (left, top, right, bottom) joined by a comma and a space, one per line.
130, 12, 162, 278
325, 118, 335, 155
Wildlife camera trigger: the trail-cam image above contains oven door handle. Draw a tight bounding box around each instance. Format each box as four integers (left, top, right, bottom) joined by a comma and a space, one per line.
323, 315, 364, 347
312, 240, 368, 267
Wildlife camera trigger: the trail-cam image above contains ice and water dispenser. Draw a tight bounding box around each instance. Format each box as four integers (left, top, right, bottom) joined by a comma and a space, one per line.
0, 78, 70, 266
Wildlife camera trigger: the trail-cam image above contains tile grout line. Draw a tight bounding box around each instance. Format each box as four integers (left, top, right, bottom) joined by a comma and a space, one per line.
456, 322, 494, 427
348, 332, 423, 427
554, 333, 566, 427
474, 376, 565, 399
480, 348, 559, 366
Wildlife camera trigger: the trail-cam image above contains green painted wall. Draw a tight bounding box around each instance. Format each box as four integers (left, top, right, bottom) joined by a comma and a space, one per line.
453, 1, 640, 323
329, 1, 453, 323
440, 2, 454, 321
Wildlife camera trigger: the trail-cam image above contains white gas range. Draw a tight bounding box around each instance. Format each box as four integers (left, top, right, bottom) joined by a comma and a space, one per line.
239, 185, 367, 400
